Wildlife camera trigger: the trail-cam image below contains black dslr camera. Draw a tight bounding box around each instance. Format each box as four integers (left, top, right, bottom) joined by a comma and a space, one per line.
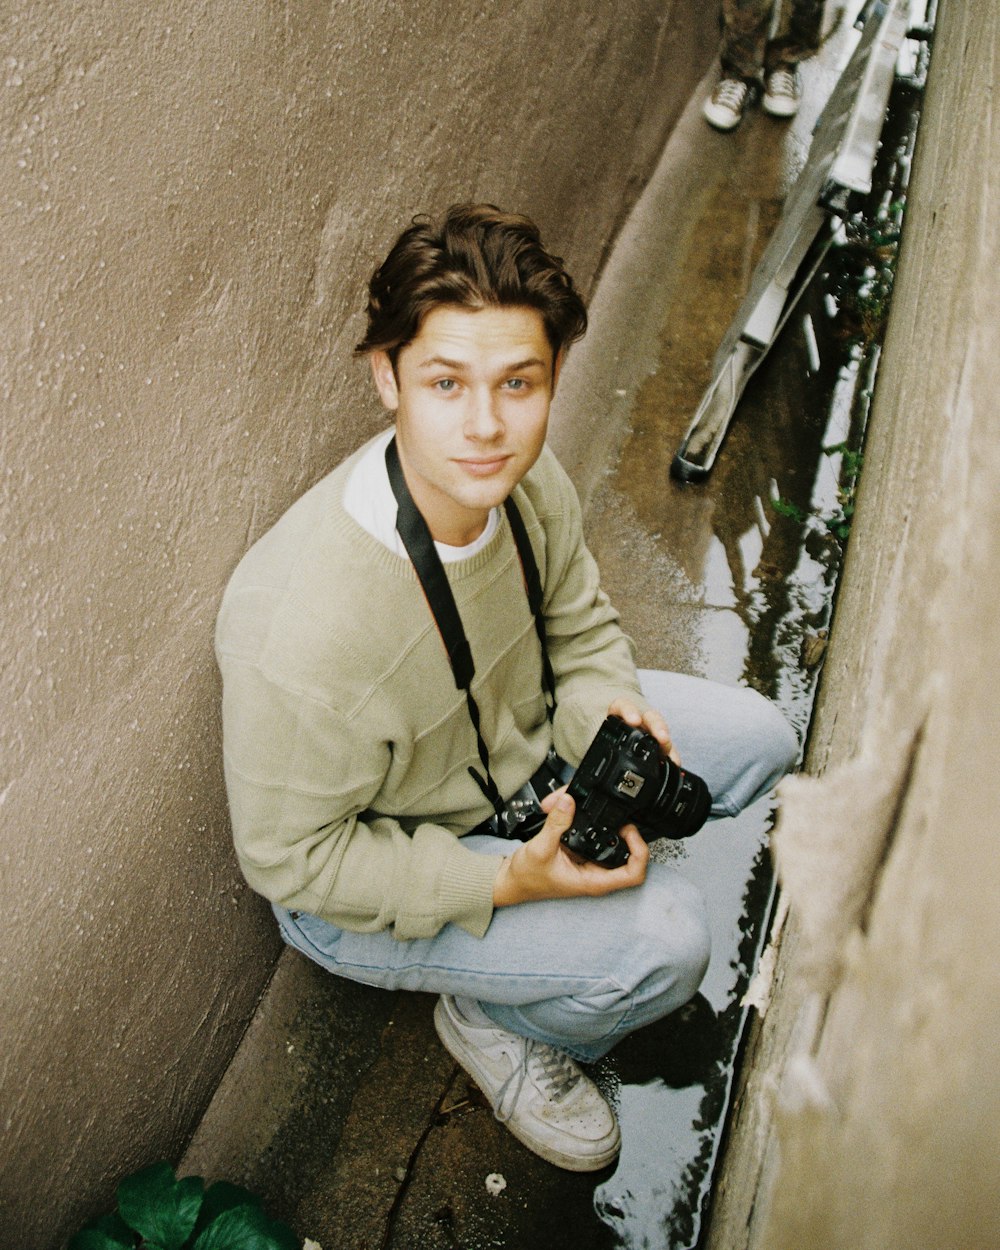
561, 715, 712, 868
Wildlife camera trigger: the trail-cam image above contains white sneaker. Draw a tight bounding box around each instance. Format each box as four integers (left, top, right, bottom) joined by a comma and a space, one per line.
763, 66, 801, 117
434, 994, 621, 1171
702, 77, 752, 131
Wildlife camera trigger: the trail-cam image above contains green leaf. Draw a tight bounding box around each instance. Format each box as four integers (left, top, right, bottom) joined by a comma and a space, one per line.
117, 1163, 204, 1250
191, 1204, 298, 1250
201, 1181, 263, 1218
771, 496, 808, 524
68, 1212, 137, 1250
193, 1181, 262, 1239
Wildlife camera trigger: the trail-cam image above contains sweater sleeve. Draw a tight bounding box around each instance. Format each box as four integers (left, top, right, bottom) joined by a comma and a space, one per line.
217, 657, 503, 940
524, 453, 652, 764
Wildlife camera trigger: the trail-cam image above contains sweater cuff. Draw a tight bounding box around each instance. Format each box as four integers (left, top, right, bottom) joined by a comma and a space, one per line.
438, 849, 505, 938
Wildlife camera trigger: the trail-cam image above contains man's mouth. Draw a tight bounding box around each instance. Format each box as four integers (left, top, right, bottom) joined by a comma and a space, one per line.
455, 456, 512, 476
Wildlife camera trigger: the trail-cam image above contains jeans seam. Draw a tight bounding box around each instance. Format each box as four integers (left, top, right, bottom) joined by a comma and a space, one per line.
282, 913, 616, 998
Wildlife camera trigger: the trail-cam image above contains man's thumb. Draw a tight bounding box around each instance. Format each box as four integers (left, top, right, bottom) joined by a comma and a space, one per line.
546, 791, 575, 830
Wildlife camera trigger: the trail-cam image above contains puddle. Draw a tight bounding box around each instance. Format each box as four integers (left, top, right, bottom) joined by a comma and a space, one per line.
578, 18, 930, 1247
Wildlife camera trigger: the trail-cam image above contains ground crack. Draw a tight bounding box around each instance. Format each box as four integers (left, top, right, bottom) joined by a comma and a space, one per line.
379, 1064, 474, 1249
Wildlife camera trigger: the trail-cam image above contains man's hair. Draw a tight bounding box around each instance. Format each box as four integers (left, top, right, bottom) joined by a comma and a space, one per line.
354, 203, 588, 364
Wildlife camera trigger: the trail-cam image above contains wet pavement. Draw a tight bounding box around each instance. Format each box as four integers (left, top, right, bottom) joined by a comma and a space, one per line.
181, 8, 908, 1247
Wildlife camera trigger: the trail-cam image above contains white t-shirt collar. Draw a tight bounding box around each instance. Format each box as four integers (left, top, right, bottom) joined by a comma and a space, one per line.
343, 430, 499, 563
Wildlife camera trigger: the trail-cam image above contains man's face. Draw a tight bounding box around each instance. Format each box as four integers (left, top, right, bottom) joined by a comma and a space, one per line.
370, 304, 560, 546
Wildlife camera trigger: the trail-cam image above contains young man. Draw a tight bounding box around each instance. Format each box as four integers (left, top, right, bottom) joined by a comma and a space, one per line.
215, 204, 797, 1171
702, 0, 825, 131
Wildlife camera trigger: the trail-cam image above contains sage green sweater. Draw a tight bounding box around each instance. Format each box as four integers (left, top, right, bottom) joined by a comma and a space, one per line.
215, 437, 649, 940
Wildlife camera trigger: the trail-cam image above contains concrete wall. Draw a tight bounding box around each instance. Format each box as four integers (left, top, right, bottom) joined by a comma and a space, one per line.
0, 2, 716, 1245
707, 3, 1000, 1247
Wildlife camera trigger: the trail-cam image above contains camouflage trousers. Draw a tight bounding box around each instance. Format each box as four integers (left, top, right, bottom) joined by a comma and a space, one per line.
720, 0, 825, 81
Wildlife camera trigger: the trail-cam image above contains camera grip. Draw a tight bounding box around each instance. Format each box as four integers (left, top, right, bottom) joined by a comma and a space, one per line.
560, 824, 630, 868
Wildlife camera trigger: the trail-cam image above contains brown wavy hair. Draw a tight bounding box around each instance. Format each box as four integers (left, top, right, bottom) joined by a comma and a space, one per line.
354, 203, 588, 366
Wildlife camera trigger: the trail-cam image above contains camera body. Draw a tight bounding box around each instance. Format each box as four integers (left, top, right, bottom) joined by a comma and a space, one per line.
560, 715, 712, 867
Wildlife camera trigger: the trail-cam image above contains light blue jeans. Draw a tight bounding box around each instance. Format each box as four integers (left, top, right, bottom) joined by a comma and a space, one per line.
273, 671, 798, 1062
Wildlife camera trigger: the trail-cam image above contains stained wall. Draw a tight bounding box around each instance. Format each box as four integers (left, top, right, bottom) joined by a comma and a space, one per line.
707, 3, 1000, 1246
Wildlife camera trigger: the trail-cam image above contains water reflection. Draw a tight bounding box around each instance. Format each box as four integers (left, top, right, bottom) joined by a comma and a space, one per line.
590, 799, 780, 1249
594, 998, 725, 1248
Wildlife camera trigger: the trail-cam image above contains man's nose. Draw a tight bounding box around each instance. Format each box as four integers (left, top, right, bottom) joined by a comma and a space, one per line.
464, 388, 503, 439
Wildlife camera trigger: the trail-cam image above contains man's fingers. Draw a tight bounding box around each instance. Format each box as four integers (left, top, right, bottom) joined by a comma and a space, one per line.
607, 698, 681, 765
539, 784, 569, 813
617, 824, 650, 875
547, 791, 574, 825
639, 709, 679, 762
607, 696, 643, 726
533, 790, 575, 848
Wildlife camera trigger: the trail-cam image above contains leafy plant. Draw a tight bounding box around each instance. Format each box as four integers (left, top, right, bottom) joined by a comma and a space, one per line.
770, 496, 808, 525
771, 444, 864, 542
822, 441, 864, 540
827, 198, 904, 348
825, 441, 864, 480
68, 1162, 299, 1250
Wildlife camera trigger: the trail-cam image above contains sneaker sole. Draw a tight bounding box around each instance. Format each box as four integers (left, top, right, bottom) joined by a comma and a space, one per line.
762, 96, 799, 118
433, 998, 621, 1172
702, 105, 743, 131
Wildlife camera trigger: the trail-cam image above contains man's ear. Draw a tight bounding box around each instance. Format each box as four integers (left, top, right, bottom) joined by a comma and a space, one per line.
369, 350, 399, 411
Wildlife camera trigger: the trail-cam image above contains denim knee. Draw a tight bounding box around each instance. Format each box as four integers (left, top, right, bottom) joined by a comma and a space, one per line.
486, 869, 712, 1060
715, 687, 799, 816
635, 869, 711, 1008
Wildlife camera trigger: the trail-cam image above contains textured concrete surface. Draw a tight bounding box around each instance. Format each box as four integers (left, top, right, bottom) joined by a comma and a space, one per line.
706, 3, 1000, 1248
0, 3, 718, 1246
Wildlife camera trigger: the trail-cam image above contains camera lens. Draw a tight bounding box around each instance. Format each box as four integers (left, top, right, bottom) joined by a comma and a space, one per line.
646, 759, 712, 839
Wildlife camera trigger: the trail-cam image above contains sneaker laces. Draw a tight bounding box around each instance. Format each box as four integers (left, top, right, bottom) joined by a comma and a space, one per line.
714, 78, 748, 109
493, 1038, 582, 1122
768, 68, 798, 97
529, 1041, 583, 1103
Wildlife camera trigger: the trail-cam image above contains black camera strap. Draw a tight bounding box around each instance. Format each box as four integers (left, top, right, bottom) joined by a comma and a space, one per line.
502, 485, 558, 718
384, 436, 556, 819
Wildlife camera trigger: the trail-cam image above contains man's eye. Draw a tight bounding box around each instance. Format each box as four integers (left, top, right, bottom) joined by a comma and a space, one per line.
434, 378, 457, 392
504, 378, 527, 391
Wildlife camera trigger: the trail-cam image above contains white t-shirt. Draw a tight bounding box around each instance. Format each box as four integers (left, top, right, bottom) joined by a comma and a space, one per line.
343, 429, 499, 562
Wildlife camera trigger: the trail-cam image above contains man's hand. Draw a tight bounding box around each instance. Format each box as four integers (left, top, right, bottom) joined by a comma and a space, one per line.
607, 696, 681, 765
492, 788, 649, 908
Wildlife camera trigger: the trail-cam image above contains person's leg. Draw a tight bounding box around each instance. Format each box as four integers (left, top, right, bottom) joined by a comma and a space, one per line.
637, 669, 799, 817
273, 673, 793, 1167
704, 0, 775, 130
761, 0, 824, 116
273, 851, 710, 1169
765, 0, 824, 70
273, 851, 710, 1064
720, 0, 775, 81
274, 673, 794, 1061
